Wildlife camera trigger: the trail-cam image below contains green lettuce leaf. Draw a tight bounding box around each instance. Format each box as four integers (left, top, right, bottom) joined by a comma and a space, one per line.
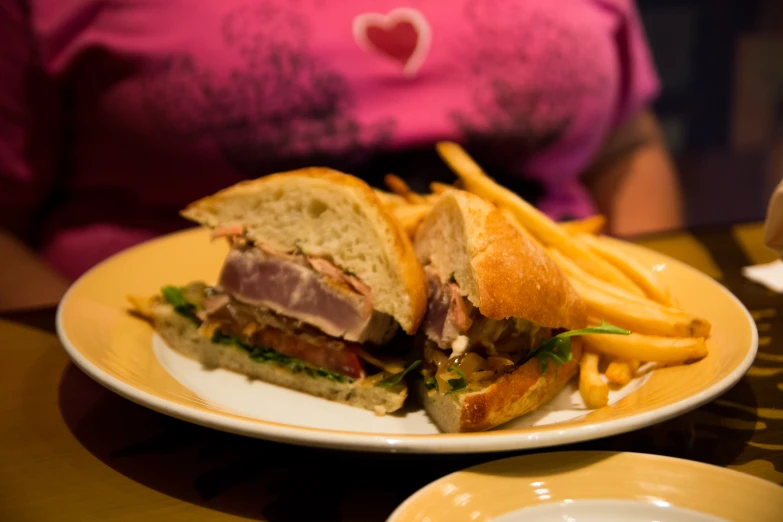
378, 360, 421, 387
161, 286, 198, 324
533, 320, 631, 375
445, 366, 467, 394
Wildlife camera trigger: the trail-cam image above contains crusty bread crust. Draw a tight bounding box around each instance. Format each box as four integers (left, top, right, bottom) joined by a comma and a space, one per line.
147, 300, 407, 413
415, 190, 587, 330
416, 339, 583, 432
181, 167, 427, 334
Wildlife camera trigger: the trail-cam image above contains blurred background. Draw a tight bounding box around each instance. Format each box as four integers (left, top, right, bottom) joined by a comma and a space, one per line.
637, 0, 783, 228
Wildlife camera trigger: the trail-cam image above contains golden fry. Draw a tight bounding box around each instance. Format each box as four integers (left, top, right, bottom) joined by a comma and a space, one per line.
435, 141, 642, 294
384, 174, 424, 204
500, 208, 544, 248
388, 204, 432, 238
583, 332, 708, 365
422, 193, 442, 205
127, 295, 154, 320
430, 182, 454, 195
551, 249, 708, 339
579, 234, 672, 306
579, 351, 608, 409
569, 276, 711, 338
560, 215, 606, 236
605, 359, 640, 386
373, 189, 408, 209
547, 248, 645, 301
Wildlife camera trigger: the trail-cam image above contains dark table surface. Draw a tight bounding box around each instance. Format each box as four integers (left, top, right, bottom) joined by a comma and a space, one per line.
1, 222, 781, 522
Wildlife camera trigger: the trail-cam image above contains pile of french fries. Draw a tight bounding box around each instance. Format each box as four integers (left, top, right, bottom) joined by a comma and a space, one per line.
377, 141, 712, 410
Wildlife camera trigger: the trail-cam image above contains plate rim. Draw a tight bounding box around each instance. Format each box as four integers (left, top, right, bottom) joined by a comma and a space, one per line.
56, 229, 759, 453
385, 450, 783, 521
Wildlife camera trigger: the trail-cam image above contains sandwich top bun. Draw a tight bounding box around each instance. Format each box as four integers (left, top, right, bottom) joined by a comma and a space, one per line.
182, 167, 427, 334
415, 190, 586, 330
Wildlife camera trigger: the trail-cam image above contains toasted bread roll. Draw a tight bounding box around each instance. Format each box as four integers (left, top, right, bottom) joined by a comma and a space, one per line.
414, 191, 587, 432
182, 168, 428, 334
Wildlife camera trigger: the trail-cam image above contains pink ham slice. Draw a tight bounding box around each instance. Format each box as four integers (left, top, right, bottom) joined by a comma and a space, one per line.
422, 269, 473, 348
210, 224, 244, 240
218, 247, 393, 344
308, 256, 373, 316
448, 282, 472, 332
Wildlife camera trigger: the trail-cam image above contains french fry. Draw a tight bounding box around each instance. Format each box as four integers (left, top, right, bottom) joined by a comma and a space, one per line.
430, 182, 454, 195
422, 193, 442, 205
605, 359, 640, 386
373, 189, 409, 209
579, 351, 608, 408
550, 249, 712, 340
500, 208, 544, 248
579, 234, 672, 306
435, 141, 642, 294
127, 295, 154, 320
388, 204, 432, 238
560, 215, 606, 236
547, 248, 645, 300
569, 277, 712, 338
385, 174, 424, 204
583, 332, 708, 365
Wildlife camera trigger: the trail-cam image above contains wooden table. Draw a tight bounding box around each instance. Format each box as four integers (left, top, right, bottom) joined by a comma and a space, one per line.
1, 223, 782, 521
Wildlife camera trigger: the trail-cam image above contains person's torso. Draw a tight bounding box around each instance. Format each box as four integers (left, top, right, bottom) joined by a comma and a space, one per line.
28, 0, 642, 276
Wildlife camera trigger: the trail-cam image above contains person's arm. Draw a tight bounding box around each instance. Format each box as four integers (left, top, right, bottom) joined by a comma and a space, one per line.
0, 230, 69, 313
0, 2, 67, 311
584, 109, 683, 237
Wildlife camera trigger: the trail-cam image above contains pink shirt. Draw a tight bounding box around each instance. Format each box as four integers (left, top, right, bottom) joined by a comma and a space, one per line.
1, 0, 659, 279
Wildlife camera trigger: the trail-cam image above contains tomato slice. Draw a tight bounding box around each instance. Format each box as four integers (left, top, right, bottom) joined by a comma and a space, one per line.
254, 327, 366, 379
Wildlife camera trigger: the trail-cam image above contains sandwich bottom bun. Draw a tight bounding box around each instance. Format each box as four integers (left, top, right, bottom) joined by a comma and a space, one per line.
146, 301, 408, 414
415, 339, 583, 433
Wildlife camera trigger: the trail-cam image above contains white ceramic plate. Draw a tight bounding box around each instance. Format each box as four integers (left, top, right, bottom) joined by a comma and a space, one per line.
387, 451, 783, 522
57, 228, 757, 453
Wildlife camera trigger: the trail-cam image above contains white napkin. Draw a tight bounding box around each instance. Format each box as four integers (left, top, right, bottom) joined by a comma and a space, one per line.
750, 176, 783, 292
742, 259, 783, 293
764, 177, 783, 257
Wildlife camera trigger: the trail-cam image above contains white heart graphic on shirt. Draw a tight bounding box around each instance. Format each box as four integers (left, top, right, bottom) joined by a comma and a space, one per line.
353, 7, 432, 77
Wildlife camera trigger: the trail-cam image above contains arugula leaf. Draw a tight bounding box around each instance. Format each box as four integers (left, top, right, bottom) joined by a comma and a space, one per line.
533, 320, 631, 375
378, 360, 422, 387
211, 329, 236, 346
537, 336, 572, 377
161, 286, 199, 324
445, 366, 467, 395
210, 329, 349, 383
424, 377, 439, 392
537, 320, 631, 353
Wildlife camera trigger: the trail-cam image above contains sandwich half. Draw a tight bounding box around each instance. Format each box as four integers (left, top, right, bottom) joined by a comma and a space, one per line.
414, 190, 588, 432
131, 168, 428, 414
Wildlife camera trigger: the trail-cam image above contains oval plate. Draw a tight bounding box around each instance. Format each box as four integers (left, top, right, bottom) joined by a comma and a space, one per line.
57, 228, 757, 453
387, 451, 783, 521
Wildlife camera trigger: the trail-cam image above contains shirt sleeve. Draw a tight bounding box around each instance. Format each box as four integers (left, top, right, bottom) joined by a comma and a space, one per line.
0, 0, 61, 239
605, 0, 661, 126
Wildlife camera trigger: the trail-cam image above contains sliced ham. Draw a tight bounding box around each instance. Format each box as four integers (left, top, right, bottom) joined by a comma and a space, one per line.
422, 270, 472, 348
307, 256, 347, 281
423, 272, 452, 345
448, 282, 472, 332
421, 267, 549, 362
308, 255, 373, 316
210, 223, 244, 240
